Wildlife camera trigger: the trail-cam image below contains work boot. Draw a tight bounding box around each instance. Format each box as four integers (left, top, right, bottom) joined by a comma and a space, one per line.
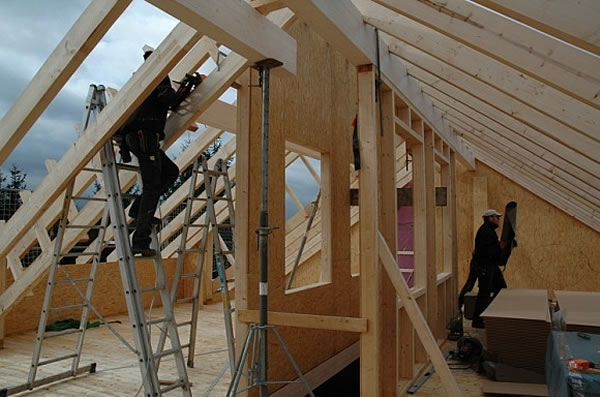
132, 246, 157, 257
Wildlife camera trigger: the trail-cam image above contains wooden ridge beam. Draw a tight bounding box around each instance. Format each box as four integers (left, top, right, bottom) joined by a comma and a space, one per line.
0, 0, 131, 165
237, 310, 367, 333
471, 0, 600, 57
363, 0, 600, 109
282, 0, 475, 169
146, 0, 297, 74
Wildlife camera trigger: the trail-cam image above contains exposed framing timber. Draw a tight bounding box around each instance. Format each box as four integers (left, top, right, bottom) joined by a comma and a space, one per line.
471, 0, 600, 56
146, 0, 297, 74
0, 22, 201, 265
0, 0, 131, 164
282, 0, 475, 169
374, 21, 600, 138
357, 65, 380, 396
363, 0, 600, 109
237, 310, 367, 333
391, 40, 600, 176
378, 232, 463, 396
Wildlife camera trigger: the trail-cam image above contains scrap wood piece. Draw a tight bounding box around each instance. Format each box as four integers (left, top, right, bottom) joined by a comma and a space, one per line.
378, 231, 463, 397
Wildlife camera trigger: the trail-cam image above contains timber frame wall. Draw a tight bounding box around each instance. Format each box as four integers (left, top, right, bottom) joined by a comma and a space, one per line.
1, 1, 600, 396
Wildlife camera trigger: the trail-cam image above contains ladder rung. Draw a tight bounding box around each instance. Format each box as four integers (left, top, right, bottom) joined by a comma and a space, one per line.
59, 252, 101, 258
191, 197, 208, 201
182, 248, 206, 254
38, 353, 78, 367
54, 277, 93, 285
153, 347, 179, 360
160, 380, 187, 394
176, 320, 193, 327
140, 286, 161, 293
122, 193, 141, 199
43, 328, 83, 339
187, 224, 208, 228
215, 223, 234, 228
147, 317, 168, 326
180, 273, 200, 280
180, 343, 191, 349
65, 224, 105, 230
49, 303, 86, 312
206, 170, 227, 177
116, 164, 140, 172
214, 197, 234, 202
82, 167, 103, 173
70, 196, 108, 202
176, 297, 194, 304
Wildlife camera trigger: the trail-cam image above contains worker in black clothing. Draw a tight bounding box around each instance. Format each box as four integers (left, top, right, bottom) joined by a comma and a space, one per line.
123, 50, 179, 256
470, 209, 507, 328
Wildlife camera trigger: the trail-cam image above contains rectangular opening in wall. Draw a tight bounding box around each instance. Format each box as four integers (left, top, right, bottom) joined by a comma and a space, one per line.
284, 145, 323, 292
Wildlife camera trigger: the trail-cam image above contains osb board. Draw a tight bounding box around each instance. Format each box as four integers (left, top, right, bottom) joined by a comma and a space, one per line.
285, 251, 322, 289
4, 257, 183, 336
457, 161, 600, 293
242, 19, 359, 395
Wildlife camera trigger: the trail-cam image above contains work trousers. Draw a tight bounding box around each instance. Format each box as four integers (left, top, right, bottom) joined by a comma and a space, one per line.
458, 256, 478, 310
126, 130, 178, 249
472, 263, 507, 324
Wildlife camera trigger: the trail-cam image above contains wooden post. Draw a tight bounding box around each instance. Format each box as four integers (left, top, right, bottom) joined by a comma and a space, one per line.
442, 150, 458, 313
379, 88, 398, 396
423, 127, 437, 332
234, 69, 252, 376
378, 232, 463, 397
358, 65, 380, 397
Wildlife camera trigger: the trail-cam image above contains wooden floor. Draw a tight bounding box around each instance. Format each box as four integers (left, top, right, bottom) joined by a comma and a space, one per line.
0, 303, 231, 396
0, 303, 490, 396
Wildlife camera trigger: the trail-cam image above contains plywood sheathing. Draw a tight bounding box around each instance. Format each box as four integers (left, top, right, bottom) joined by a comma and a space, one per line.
238, 19, 358, 395
456, 162, 600, 293
4, 258, 185, 336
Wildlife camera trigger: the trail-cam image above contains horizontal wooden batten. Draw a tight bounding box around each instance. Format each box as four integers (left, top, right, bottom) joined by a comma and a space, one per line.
349, 187, 447, 207
237, 310, 367, 333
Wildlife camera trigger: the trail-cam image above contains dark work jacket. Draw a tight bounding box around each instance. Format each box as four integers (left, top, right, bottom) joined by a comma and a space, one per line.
473, 221, 501, 268
121, 75, 177, 140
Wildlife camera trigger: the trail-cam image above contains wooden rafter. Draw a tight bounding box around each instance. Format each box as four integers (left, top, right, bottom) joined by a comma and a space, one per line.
282, 0, 475, 169
383, 35, 600, 175
362, 0, 600, 109
471, 0, 600, 56
0, 0, 131, 165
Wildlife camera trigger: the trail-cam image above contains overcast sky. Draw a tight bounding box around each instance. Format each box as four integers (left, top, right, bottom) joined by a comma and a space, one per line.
0, 0, 319, 219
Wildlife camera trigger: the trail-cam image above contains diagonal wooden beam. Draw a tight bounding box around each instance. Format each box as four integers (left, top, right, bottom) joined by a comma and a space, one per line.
365, 0, 600, 109
378, 232, 462, 397
0, 22, 202, 282
0, 0, 132, 165
471, 0, 600, 57
146, 0, 296, 74
282, 0, 475, 169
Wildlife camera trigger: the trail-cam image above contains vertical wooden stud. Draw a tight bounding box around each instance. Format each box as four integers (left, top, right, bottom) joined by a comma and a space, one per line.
423, 127, 437, 331
358, 65, 380, 397
379, 88, 397, 396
